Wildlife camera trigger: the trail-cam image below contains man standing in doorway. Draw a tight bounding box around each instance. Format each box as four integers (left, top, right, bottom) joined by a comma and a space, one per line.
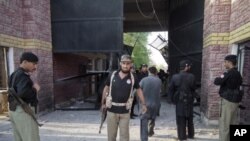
139, 66, 162, 141
8, 52, 40, 141
214, 55, 243, 141
101, 54, 147, 141
169, 60, 196, 141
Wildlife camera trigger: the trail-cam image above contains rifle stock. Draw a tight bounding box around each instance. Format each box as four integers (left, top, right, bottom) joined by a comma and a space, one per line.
8, 88, 42, 127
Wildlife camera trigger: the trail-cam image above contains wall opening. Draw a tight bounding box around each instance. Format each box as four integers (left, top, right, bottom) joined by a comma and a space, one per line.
0, 47, 8, 114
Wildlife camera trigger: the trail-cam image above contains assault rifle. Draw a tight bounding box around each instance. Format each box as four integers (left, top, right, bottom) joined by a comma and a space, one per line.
8, 88, 43, 127
98, 108, 107, 134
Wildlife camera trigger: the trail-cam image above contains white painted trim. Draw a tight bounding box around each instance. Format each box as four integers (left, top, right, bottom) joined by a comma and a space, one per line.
7, 48, 14, 75
231, 44, 238, 55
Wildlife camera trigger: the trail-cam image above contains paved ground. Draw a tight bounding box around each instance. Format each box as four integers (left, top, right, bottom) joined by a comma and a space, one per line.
0, 99, 219, 141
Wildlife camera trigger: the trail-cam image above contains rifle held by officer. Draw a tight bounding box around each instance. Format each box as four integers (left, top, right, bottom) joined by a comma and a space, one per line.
8, 88, 43, 127
99, 108, 107, 134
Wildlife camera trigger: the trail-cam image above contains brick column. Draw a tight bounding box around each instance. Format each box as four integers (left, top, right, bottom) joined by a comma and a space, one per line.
201, 0, 232, 124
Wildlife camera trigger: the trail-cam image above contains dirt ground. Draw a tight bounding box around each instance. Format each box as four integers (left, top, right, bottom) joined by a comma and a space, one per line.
0, 99, 219, 141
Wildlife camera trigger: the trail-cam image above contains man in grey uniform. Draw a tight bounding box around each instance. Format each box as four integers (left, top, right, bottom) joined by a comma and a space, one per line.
139, 66, 162, 141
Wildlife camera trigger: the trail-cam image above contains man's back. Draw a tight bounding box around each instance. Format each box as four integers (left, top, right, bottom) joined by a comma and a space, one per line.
140, 75, 162, 109
171, 72, 196, 93
169, 71, 196, 117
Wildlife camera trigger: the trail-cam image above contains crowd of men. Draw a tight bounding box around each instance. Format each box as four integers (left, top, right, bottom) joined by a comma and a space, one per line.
8, 53, 243, 141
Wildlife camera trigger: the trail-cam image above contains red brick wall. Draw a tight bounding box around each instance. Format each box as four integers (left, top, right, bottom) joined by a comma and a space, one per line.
230, 0, 250, 31
202, 0, 231, 120
203, 0, 250, 122
203, 0, 231, 37
22, 0, 51, 42
230, 1, 250, 124
0, 0, 51, 42
1, 0, 53, 111
201, 45, 229, 119
53, 53, 90, 104
36, 49, 53, 111
0, 0, 23, 37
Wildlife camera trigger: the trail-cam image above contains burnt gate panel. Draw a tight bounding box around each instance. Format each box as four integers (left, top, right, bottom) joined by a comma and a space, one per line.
169, 0, 204, 82
51, 0, 123, 53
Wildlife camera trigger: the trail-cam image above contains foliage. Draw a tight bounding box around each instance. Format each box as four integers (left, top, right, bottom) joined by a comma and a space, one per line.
123, 32, 151, 69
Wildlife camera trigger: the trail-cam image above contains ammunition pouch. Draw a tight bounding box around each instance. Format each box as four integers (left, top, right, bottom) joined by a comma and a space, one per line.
105, 95, 112, 108
125, 97, 133, 110
106, 71, 135, 110
106, 96, 134, 110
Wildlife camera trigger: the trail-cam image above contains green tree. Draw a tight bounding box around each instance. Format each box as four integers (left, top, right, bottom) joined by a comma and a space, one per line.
124, 32, 150, 69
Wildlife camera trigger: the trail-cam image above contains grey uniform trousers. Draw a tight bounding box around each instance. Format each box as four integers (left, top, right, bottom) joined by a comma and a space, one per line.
140, 116, 155, 141
219, 98, 239, 141
9, 105, 40, 141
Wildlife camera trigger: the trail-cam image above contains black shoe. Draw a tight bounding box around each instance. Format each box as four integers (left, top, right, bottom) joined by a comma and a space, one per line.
188, 136, 194, 139
148, 131, 154, 137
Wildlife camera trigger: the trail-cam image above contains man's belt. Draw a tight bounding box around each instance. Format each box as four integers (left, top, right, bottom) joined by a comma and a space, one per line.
112, 102, 126, 106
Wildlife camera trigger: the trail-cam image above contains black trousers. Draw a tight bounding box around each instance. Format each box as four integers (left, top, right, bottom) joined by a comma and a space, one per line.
176, 116, 194, 140
130, 96, 137, 116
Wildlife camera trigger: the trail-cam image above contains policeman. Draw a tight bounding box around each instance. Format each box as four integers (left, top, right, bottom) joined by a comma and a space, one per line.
8, 52, 40, 141
168, 60, 196, 141
101, 54, 147, 141
214, 54, 243, 141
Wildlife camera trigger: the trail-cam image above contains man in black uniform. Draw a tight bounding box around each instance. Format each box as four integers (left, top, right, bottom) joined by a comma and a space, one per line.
8, 52, 40, 141
138, 64, 148, 82
214, 55, 243, 141
130, 64, 148, 118
168, 60, 196, 141
101, 54, 147, 141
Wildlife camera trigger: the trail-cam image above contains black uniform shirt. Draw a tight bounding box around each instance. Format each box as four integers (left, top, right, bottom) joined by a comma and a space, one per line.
8, 68, 38, 106
169, 71, 196, 117
138, 72, 148, 82
105, 70, 140, 113
214, 67, 242, 94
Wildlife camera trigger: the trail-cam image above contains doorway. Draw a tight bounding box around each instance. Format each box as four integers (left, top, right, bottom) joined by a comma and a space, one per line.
0, 47, 8, 114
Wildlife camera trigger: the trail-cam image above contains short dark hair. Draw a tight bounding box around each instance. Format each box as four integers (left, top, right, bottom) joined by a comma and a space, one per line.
20, 52, 39, 64
179, 60, 192, 70
148, 66, 157, 74
141, 64, 148, 67
224, 54, 237, 66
